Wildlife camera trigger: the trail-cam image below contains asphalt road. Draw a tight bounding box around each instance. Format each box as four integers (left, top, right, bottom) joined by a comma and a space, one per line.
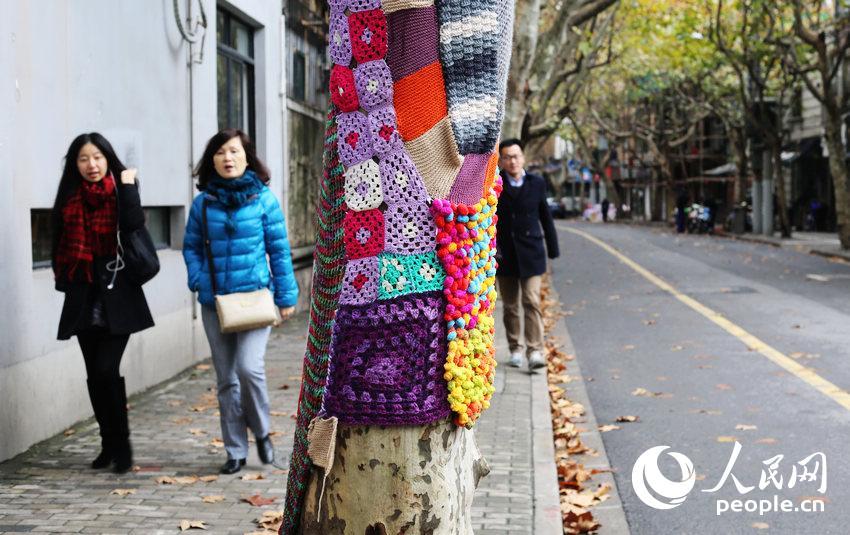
550, 221, 850, 535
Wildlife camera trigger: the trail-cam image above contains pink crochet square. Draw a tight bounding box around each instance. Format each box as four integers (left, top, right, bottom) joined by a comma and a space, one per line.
330, 66, 359, 113
329, 10, 352, 66
385, 202, 437, 254
344, 159, 384, 211
354, 60, 393, 112
379, 150, 429, 203
340, 257, 379, 305
337, 111, 373, 168
368, 107, 403, 157
344, 209, 385, 259
349, 10, 388, 64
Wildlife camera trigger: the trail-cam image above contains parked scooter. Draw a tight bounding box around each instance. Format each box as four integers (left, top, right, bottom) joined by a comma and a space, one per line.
687, 203, 713, 234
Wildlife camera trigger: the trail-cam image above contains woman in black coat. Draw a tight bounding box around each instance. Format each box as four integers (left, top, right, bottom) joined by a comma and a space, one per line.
51, 133, 155, 473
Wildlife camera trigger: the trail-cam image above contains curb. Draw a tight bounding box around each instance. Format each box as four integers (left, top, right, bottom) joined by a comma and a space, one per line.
531, 345, 566, 534
546, 284, 631, 534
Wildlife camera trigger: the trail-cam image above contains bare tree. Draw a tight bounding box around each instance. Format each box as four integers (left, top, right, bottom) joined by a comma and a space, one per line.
503, 0, 620, 152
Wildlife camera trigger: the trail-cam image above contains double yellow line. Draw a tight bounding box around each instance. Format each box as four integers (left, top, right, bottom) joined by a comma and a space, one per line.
561, 225, 850, 411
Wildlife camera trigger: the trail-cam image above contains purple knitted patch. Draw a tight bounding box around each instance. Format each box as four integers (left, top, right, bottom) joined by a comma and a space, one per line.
386, 6, 440, 81
385, 202, 437, 255
323, 292, 451, 426
337, 111, 374, 168
329, 10, 352, 67
448, 153, 491, 205
354, 60, 394, 112
348, 0, 382, 12
340, 257, 379, 305
379, 150, 429, 203
368, 106, 403, 157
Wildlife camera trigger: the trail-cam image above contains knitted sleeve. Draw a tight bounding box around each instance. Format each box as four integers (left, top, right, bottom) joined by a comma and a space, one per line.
261, 190, 299, 308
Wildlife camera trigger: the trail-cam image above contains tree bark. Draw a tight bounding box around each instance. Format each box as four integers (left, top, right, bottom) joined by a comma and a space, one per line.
300, 419, 489, 534
823, 111, 850, 248
503, 0, 543, 137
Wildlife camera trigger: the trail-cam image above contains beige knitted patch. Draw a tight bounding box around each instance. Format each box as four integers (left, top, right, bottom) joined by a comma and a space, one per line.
382, 0, 434, 14
405, 117, 464, 200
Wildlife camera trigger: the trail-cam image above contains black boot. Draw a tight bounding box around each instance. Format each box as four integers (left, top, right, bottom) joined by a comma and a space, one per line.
108, 377, 133, 474
86, 378, 113, 469
257, 435, 275, 465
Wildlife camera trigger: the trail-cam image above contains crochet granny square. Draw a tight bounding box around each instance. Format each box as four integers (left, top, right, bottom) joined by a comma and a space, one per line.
384, 202, 437, 254
379, 150, 429, 203
340, 256, 380, 305
323, 292, 451, 426
344, 159, 384, 211
337, 111, 374, 167
330, 65, 360, 113
344, 209, 385, 260
354, 60, 394, 112
349, 10, 389, 64
329, 10, 352, 67
368, 106, 404, 157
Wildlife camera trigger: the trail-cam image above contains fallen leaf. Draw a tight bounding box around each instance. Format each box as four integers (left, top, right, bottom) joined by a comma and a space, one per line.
175, 476, 199, 485
279, 384, 290, 390
598, 425, 620, 433
111, 488, 136, 496
195, 364, 211, 371
243, 494, 277, 507
287, 375, 301, 381
717, 436, 738, 443
643, 319, 656, 326
255, 510, 284, 531
63, 428, 76, 437
155, 476, 177, 485
179, 520, 207, 531
189, 429, 207, 436
716, 384, 733, 391
756, 438, 778, 445
241, 473, 266, 481
167, 400, 184, 407
616, 415, 639, 422
270, 411, 288, 417
752, 522, 769, 529
201, 495, 225, 503
735, 424, 758, 431
622, 344, 635, 351
268, 430, 284, 437
199, 475, 219, 483
671, 345, 684, 351
210, 439, 225, 448
172, 416, 193, 425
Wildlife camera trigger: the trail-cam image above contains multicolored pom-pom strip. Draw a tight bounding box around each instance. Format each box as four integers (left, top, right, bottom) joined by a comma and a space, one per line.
432, 178, 503, 427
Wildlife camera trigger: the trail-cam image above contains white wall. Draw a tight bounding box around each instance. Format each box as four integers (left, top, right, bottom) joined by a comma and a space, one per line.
0, 0, 293, 462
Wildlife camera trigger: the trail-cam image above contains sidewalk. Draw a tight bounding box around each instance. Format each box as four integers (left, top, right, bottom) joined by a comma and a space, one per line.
0, 304, 581, 534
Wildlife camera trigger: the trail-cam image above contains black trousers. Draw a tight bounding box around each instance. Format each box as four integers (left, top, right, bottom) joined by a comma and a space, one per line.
77, 330, 130, 381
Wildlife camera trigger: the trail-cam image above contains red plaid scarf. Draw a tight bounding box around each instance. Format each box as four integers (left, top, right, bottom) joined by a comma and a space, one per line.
54, 175, 118, 283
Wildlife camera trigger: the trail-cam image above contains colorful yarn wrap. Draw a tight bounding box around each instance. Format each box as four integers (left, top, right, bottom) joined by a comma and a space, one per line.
432, 178, 502, 427
283, 0, 512, 530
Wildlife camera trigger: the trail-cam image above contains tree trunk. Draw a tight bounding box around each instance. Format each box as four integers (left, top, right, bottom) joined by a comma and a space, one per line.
729, 126, 748, 234
300, 419, 489, 534
823, 111, 850, 249
772, 141, 791, 238
503, 0, 542, 137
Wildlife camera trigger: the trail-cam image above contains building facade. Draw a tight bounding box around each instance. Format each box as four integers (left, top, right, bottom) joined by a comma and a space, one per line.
0, 0, 325, 462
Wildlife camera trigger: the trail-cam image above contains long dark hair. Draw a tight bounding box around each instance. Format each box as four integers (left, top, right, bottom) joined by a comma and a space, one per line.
51, 133, 126, 263
194, 129, 271, 190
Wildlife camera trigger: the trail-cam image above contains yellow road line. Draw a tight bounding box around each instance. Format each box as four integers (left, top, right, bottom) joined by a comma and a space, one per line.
561, 225, 850, 411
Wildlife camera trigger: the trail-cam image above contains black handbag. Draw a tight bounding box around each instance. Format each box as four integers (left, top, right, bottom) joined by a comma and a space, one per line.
106, 178, 160, 288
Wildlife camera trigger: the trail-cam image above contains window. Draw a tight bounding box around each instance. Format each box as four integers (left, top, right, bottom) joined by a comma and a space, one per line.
217, 9, 256, 139
31, 209, 53, 269
31, 207, 173, 270
143, 207, 171, 250
292, 51, 306, 102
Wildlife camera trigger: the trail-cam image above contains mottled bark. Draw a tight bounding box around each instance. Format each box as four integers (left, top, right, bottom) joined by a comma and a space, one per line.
300, 418, 489, 534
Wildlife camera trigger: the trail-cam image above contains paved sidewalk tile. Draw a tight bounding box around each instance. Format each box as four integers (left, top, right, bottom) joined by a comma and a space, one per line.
1, 307, 558, 534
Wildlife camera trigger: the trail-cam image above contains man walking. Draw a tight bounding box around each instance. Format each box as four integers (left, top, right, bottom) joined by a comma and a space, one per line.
495, 139, 560, 371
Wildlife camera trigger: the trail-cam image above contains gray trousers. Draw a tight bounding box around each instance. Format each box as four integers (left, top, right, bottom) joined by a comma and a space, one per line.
201, 306, 272, 460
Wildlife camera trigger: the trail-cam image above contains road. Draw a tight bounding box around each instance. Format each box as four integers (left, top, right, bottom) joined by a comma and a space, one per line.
551, 222, 850, 535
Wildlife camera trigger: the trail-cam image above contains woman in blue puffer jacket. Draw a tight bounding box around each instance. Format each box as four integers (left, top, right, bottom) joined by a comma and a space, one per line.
183, 129, 298, 474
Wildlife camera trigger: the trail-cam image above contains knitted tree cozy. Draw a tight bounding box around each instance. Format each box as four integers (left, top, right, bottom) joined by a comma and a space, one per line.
282, 0, 513, 532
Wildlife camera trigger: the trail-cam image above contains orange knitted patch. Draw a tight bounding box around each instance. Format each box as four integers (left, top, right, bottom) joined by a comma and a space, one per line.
394, 62, 448, 142
482, 152, 499, 193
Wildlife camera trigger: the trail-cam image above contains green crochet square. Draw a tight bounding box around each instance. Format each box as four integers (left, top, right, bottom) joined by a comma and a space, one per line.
378, 252, 445, 299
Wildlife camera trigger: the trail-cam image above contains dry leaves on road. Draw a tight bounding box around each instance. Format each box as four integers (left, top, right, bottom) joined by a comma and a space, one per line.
201, 495, 225, 503
735, 424, 758, 431
598, 425, 620, 433
63, 428, 76, 437
254, 510, 284, 532
716, 384, 733, 391
110, 488, 136, 496
179, 520, 207, 531
199, 475, 219, 483
270, 411, 288, 417
631, 388, 671, 398
752, 522, 770, 530
243, 494, 277, 507
717, 436, 738, 443
189, 428, 207, 436
209, 438, 225, 448
615, 415, 640, 423
241, 473, 266, 481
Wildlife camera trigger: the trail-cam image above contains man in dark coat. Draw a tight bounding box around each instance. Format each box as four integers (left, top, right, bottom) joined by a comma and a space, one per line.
495, 139, 560, 371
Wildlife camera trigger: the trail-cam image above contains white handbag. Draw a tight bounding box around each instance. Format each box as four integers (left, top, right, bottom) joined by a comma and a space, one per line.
203, 199, 280, 334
